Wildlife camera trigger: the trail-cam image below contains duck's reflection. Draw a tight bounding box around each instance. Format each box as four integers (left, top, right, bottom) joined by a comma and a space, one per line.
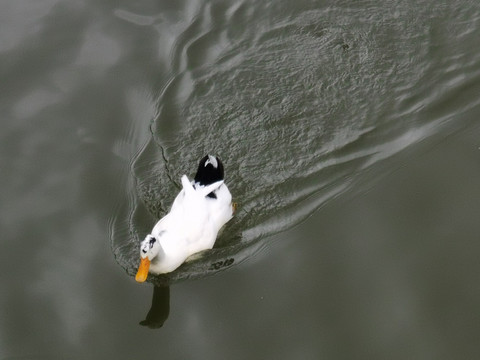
140, 286, 170, 328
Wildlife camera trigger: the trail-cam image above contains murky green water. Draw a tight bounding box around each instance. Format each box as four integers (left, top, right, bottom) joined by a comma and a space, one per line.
1, 0, 480, 359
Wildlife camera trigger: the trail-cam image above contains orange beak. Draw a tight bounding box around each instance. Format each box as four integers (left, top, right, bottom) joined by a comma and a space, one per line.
135, 257, 151, 283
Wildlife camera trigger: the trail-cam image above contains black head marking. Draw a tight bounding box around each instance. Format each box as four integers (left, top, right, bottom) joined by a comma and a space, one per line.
148, 231, 165, 249
149, 237, 156, 248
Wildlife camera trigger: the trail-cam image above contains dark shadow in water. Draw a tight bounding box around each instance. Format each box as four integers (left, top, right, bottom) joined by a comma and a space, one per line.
139, 286, 170, 329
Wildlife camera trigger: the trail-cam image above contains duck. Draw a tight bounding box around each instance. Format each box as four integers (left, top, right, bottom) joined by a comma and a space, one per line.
135, 155, 234, 282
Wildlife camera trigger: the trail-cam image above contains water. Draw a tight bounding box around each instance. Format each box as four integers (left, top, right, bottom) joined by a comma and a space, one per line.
113, 0, 480, 285
1, 0, 480, 359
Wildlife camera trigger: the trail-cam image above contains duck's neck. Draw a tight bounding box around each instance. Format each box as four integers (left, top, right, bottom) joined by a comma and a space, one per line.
150, 243, 166, 265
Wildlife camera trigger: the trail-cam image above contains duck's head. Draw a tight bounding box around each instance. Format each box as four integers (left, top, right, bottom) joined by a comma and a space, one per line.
135, 234, 161, 283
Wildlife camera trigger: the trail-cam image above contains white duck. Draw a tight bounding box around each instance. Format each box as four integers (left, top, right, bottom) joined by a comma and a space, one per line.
135, 155, 234, 282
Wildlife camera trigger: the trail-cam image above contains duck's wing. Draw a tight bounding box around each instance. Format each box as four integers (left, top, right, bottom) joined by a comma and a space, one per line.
168, 175, 194, 214
181, 175, 195, 195
182, 174, 224, 198
197, 180, 224, 198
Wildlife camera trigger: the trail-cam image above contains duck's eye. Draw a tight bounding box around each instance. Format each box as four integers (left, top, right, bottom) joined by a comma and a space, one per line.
149, 237, 156, 248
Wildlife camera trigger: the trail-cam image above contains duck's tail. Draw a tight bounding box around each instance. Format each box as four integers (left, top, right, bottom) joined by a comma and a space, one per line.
194, 155, 224, 186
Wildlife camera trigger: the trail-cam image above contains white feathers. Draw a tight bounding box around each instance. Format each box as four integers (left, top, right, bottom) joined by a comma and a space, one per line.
139, 174, 233, 274
205, 155, 218, 168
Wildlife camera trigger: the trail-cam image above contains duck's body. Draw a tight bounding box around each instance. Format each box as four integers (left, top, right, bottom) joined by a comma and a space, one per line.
136, 155, 233, 281
148, 175, 231, 274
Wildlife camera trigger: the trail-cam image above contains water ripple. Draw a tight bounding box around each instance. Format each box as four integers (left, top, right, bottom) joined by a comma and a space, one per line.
111, 0, 480, 285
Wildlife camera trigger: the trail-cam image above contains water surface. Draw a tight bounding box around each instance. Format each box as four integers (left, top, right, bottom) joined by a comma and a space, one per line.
112, 0, 480, 284
1, 0, 480, 359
